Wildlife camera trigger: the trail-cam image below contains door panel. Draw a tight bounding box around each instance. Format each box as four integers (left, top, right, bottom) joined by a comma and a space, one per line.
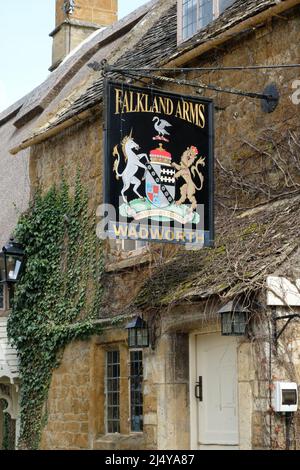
195, 334, 239, 448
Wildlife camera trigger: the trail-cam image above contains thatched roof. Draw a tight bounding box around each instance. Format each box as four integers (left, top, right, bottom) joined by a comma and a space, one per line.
135, 195, 300, 308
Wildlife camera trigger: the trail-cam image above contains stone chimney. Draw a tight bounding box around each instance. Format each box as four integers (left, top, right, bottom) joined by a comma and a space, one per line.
49, 0, 118, 71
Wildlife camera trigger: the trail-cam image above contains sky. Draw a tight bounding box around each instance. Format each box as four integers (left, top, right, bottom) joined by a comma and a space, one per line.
0, 0, 149, 112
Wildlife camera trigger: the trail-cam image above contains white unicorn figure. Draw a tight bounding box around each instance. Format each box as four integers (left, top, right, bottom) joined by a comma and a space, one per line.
113, 131, 148, 203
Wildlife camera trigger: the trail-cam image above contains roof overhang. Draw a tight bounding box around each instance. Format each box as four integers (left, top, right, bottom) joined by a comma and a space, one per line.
10, 0, 300, 155
166, 0, 300, 69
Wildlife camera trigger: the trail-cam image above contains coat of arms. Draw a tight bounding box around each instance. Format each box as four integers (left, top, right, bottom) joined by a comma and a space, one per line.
104, 81, 214, 247
112, 119, 205, 225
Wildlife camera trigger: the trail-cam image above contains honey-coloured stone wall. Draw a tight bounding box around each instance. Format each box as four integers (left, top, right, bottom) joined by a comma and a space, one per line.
33, 6, 300, 450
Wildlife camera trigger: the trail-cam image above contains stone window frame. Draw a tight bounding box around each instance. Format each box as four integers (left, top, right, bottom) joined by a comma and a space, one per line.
95, 340, 130, 437
93, 338, 146, 440
177, 0, 235, 43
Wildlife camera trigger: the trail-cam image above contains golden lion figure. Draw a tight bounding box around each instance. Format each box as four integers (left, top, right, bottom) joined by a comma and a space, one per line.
172, 146, 205, 211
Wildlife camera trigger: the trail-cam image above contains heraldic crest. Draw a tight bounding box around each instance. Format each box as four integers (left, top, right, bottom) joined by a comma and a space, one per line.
112, 117, 206, 225
104, 81, 214, 247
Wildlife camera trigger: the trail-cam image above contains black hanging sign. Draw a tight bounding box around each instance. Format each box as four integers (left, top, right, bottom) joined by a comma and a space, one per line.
103, 81, 214, 248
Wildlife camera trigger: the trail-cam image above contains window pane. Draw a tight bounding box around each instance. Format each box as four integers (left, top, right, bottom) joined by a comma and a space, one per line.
182, 0, 198, 40
136, 240, 148, 250
128, 329, 136, 347
199, 0, 213, 29
130, 351, 143, 432
219, 0, 235, 14
106, 350, 120, 433
181, 0, 232, 39
121, 239, 148, 252
122, 239, 137, 252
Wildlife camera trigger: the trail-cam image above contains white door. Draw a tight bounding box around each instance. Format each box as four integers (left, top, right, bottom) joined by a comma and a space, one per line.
193, 334, 239, 450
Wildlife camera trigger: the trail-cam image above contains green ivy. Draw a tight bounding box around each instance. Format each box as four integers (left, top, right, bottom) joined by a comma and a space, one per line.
7, 175, 104, 449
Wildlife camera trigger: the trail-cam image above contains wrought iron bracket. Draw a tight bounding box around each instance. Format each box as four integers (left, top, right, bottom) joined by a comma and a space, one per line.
272, 309, 300, 348
87, 59, 111, 74
86, 61, 280, 111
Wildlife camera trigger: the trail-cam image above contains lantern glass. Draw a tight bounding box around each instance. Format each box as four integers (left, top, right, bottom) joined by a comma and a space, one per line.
1, 239, 25, 284
126, 316, 149, 348
233, 312, 247, 335
221, 312, 233, 335
221, 312, 247, 336
136, 329, 143, 346
138, 328, 149, 348
0, 253, 5, 283
6, 255, 23, 282
128, 329, 137, 348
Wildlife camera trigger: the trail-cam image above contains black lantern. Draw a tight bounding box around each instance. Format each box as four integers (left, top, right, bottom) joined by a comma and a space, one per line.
125, 316, 149, 348
0, 238, 25, 285
218, 300, 249, 336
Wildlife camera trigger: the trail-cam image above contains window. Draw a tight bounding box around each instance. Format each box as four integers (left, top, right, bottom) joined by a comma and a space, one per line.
179, 0, 235, 42
0, 285, 4, 310
106, 350, 120, 433
130, 351, 143, 432
108, 239, 149, 261
119, 239, 148, 252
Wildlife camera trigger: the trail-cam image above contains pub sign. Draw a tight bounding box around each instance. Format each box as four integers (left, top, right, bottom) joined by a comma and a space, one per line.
103, 81, 214, 248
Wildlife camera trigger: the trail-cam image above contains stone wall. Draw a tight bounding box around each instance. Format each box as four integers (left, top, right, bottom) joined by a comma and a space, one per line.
52, 0, 118, 68
171, 8, 300, 211
41, 327, 190, 450
41, 340, 92, 450
30, 117, 162, 317
34, 7, 300, 450
51, 23, 100, 70
30, 117, 102, 208
55, 0, 118, 28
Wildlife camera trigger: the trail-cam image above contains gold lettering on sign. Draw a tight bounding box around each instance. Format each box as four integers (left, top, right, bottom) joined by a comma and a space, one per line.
144, 94, 150, 113
114, 88, 206, 128
175, 102, 183, 120
122, 92, 130, 113
115, 88, 123, 115
166, 98, 174, 115
159, 97, 167, 114
136, 93, 146, 113
198, 104, 206, 128
129, 91, 135, 113
150, 97, 160, 114
189, 102, 197, 126
183, 100, 191, 123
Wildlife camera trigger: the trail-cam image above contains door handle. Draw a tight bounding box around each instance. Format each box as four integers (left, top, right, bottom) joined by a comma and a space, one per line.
195, 376, 203, 401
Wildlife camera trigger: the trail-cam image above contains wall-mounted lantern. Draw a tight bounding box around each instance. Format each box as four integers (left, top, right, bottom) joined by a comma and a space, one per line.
0, 238, 25, 285
125, 316, 149, 348
218, 299, 250, 336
